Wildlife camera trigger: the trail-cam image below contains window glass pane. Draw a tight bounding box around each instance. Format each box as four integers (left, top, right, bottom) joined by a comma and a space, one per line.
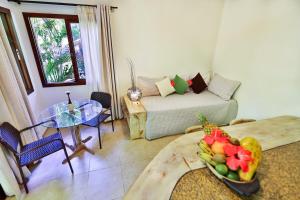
71, 23, 85, 79
30, 17, 75, 83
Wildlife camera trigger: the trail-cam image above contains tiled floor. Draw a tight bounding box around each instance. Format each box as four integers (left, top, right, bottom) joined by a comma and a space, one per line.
11, 119, 179, 200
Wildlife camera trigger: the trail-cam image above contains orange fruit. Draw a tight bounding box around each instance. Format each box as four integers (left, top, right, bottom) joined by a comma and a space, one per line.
211, 141, 226, 154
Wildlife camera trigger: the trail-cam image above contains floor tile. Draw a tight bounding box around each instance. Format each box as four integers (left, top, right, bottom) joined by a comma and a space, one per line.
121, 159, 150, 192
86, 167, 124, 199
89, 150, 121, 171
20, 119, 179, 200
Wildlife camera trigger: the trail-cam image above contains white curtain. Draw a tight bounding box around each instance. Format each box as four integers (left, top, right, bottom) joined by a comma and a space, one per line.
0, 89, 21, 198
0, 18, 36, 194
77, 5, 122, 119
77, 6, 102, 92
0, 20, 37, 144
0, 146, 21, 199
97, 5, 122, 119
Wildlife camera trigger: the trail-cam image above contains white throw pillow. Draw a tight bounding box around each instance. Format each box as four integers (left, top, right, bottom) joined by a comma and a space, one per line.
208, 74, 241, 100
155, 77, 175, 97
137, 76, 164, 97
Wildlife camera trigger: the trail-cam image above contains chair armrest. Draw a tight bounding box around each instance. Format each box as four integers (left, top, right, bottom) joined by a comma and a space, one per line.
101, 108, 110, 114
18, 138, 64, 157
19, 119, 58, 133
97, 108, 112, 122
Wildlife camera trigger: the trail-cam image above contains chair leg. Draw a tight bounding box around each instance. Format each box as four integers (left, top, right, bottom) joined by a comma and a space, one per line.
18, 165, 29, 193
110, 108, 115, 132
98, 125, 102, 149
111, 119, 115, 132
62, 146, 74, 174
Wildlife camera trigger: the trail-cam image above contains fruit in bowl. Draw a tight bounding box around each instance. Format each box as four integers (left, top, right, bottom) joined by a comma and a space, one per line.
211, 141, 226, 154
198, 115, 262, 183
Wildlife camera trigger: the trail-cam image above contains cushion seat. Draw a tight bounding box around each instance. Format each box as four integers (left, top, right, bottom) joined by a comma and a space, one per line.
141, 90, 238, 140
82, 113, 110, 127
20, 133, 63, 166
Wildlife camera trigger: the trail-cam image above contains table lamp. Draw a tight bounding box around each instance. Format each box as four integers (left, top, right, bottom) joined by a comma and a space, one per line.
127, 58, 142, 102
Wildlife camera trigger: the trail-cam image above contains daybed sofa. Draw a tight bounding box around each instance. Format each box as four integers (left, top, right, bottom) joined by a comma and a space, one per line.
141, 90, 238, 140
123, 73, 241, 140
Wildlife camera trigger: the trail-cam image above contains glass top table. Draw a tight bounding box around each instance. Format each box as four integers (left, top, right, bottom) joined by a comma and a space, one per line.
39, 99, 102, 163
39, 99, 102, 128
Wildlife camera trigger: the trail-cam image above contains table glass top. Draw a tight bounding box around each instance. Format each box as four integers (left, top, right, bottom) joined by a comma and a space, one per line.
38, 99, 102, 128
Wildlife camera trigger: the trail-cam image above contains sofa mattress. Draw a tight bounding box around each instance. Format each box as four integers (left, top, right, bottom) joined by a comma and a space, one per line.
141, 90, 238, 140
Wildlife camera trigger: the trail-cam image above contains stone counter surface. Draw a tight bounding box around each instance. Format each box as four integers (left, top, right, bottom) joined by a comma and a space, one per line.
171, 141, 300, 200
125, 116, 300, 200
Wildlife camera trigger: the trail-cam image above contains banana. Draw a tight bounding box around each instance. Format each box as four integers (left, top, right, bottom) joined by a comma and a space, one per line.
200, 140, 208, 148
209, 160, 217, 166
199, 140, 214, 156
199, 139, 217, 166
199, 152, 217, 166
199, 152, 212, 162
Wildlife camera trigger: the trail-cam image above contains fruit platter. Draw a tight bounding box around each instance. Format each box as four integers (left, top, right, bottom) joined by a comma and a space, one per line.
198, 115, 262, 196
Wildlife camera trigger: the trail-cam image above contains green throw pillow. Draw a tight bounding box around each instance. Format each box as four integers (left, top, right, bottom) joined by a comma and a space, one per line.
173, 75, 188, 94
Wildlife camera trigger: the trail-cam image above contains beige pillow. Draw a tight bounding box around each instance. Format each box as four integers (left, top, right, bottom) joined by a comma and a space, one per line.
137, 76, 164, 97
155, 77, 175, 97
208, 74, 241, 100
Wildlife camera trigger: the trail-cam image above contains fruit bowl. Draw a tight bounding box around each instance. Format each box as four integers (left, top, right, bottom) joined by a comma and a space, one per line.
206, 162, 260, 196
197, 114, 262, 196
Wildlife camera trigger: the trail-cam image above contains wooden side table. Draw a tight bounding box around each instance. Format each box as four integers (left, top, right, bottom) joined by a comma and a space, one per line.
122, 95, 146, 139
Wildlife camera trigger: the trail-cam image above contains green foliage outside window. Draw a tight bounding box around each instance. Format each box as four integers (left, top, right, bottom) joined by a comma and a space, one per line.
31, 17, 84, 83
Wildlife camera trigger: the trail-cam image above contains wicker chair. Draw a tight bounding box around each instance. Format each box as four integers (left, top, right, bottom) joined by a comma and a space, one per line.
0, 121, 73, 193
82, 92, 115, 149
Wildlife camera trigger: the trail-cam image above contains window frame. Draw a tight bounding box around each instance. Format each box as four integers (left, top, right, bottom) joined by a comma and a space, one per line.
1, 7, 34, 94
23, 13, 86, 87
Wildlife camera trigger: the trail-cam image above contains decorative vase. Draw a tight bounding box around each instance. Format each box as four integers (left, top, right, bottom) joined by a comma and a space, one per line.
127, 58, 142, 102
127, 87, 142, 102
65, 91, 74, 112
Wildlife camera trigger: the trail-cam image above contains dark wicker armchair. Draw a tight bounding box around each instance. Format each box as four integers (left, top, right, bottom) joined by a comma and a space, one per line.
82, 92, 115, 149
0, 121, 73, 193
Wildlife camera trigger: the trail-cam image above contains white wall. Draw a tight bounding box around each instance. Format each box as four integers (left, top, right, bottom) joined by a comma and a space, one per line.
213, 0, 300, 119
2, 0, 299, 120
0, 0, 224, 120
112, 0, 225, 94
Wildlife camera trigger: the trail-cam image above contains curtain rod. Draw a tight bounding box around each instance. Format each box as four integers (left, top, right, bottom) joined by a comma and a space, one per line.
7, 0, 118, 10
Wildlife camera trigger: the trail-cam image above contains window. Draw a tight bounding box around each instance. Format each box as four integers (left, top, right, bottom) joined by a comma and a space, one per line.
23, 13, 85, 87
0, 7, 34, 94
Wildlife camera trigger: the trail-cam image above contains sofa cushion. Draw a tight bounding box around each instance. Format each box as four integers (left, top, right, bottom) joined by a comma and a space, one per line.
191, 73, 207, 94
137, 76, 164, 97
141, 90, 238, 140
170, 72, 211, 85
208, 74, 241, 101
155, 77, 175, 97
173, 75, 189, 94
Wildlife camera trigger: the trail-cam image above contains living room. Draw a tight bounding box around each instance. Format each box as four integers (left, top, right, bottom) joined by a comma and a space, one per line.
0, 0, 299, 200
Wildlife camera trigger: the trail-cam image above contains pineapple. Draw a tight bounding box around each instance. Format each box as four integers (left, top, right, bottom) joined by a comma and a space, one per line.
198, 114, 218, 134
198, 114, 229, 137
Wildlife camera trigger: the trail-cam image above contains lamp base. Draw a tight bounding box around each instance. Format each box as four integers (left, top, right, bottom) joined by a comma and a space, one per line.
127, 87, 142, 102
